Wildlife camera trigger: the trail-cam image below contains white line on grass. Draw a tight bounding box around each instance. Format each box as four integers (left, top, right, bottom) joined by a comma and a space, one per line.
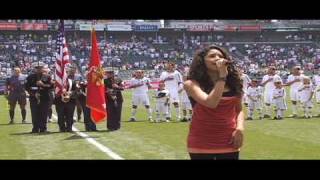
52, 114, 124, 160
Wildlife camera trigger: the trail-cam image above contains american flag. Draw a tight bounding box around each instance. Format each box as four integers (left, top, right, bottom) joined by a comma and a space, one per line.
55, 20, 71, 96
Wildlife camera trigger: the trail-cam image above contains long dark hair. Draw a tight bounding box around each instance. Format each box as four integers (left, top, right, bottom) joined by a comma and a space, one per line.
187, 45, 243, 97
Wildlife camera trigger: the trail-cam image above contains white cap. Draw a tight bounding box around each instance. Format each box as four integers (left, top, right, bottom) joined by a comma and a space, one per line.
31, 62, 46, 68
274, 77, 282, 83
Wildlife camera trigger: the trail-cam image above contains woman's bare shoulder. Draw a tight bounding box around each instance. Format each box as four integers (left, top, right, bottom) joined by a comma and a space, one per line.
184, 79, 199, 87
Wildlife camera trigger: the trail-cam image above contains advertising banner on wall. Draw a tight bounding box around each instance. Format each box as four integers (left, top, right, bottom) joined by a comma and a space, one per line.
21, 23, 48, 30
106, 24, 132, 31
0, 23, 18, 30
239, 25, 261, 31
79, 24, 105, 31
134, 25, 158, 31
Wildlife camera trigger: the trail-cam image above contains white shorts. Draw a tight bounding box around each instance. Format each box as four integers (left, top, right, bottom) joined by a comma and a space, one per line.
168, 88, 180, 104
273, 98, 287, 110
243, 93, 249, 104
290, 89, 300, 102
263, 91, 273, 105
155, 102, 169, 116
248, 99, 262, 110
132, 94, 150, 106
301, 100, 313, 108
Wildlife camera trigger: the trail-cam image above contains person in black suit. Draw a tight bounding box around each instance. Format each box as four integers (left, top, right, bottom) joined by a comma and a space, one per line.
54, 70, 77, 132
104, 70, 124, 131
76, 79, 97, 131
25, 63, 54, 133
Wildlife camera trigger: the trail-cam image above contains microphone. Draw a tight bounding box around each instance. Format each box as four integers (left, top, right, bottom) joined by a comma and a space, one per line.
224, 60, 232, 65
214, 59, 232, 65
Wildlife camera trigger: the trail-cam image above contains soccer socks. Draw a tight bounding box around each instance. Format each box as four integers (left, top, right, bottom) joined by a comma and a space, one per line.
303, 107, 307, 117
175, 106, 181, 120
265, 105, 272, 116
306, 107, 312, 117
248, 109, 254, 118
188, 110, 193, 119
276, 109, 283, 118
131, 108, 137, 119
182, 109, 187, 119
257, 109, 262, 118
155, 110, 160, 121
167, 105, 171, 119
292, 104, 297, 115
147, 108, 152, 119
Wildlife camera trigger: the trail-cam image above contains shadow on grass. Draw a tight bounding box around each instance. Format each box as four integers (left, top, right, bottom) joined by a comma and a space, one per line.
0, 122, 32, 126
64, 134, 100, 140
10, 131, 62, 136
123, 120, 147, 123
86, 129, 119, 133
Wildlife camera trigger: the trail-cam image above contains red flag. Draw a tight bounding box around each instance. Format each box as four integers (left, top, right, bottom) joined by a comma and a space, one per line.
86, 28, 107, 123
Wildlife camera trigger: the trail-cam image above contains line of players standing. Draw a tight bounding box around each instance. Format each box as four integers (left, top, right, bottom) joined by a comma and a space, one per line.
242, 65, 320, 120
127, 62, 192, 123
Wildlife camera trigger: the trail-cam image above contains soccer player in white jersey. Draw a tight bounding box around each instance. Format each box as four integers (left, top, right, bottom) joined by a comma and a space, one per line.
239, 69, 252, 107
284, 66, 303, 118
272, 79, 287, 120
179, 75, 192, 122
160, 62, 183, 121
128, 70, 153, 122
298, 76, 314, 119
260, 66, 282, 118
154, 81, 170, 123
312, 69, 320, 104
246, 79, 263, 120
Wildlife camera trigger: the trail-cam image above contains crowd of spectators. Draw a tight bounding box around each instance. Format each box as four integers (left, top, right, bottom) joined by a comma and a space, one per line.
1, 31, 320, 81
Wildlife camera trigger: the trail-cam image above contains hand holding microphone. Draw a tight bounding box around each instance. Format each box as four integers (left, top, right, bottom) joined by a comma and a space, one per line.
216, 58, 229, 78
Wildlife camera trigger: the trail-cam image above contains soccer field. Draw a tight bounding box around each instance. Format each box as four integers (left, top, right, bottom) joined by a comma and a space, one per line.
1, 88, 320, 159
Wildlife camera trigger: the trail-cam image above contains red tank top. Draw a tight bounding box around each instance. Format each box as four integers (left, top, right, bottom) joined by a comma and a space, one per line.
187, 96, 241, 153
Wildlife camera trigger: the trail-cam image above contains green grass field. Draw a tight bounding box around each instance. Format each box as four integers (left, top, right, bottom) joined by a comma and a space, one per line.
1, 87, 320, 159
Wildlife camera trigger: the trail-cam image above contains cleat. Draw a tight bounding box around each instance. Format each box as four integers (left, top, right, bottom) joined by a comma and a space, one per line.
263, 115, 270, 118
289, 114, 297, 118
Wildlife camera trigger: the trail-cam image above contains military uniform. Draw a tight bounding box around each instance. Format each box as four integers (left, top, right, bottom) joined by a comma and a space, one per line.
77, 80, 97, 131
25, 70, 54, 133
74, 74, 83, 122
54, 78, 77, 132
104, 74, 124, 131
47, 74, 55, 122
68, 71, 83, 122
